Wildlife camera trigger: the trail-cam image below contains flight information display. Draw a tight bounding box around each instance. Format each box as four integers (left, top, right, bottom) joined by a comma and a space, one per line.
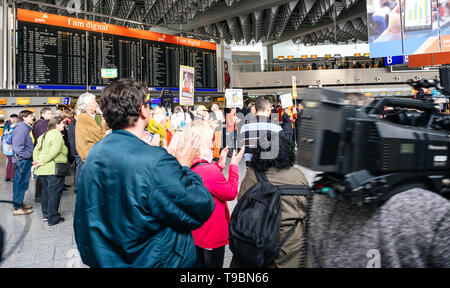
16, 8, 217, 90
17, 21, 87, 86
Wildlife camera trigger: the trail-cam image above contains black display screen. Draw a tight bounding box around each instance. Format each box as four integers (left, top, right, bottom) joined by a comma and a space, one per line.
17, 21, 217, 89
17, 21, 87, 86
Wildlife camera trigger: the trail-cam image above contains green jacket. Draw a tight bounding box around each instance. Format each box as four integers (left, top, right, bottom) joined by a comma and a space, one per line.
33, 129, 68, 176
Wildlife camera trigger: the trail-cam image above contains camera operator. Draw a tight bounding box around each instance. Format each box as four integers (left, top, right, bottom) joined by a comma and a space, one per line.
307, 174, 450, 268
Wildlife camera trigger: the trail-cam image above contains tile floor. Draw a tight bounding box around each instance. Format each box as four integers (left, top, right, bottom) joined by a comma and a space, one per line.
0, 154, 315, 268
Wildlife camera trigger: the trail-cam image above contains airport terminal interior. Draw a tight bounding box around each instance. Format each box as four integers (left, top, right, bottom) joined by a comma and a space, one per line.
0, 0, 449, 269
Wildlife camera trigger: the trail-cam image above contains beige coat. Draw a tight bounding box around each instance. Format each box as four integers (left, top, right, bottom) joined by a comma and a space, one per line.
230, 166, 309, 268
75, 112, 106, 161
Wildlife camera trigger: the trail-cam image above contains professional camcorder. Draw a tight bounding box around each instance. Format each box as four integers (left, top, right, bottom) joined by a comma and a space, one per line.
296, 78, 450, 205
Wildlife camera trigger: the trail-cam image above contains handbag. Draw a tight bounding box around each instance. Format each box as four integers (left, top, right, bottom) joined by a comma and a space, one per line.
55, 162, 71, 177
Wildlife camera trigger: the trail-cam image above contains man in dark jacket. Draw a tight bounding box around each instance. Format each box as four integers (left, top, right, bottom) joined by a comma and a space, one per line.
11, 110, 35, 215
74, 79, 214, 268
31, 107, 53, 202
67, 109, 81, 193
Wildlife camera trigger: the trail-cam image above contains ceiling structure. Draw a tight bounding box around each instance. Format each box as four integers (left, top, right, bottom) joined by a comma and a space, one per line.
16, 0, 368, 46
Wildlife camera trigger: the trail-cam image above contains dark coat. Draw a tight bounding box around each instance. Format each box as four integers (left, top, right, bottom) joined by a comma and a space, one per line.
32, 118, 49, 145
73, 130, 214, 268
67, 118, 78, 157
282, 113, 293, 135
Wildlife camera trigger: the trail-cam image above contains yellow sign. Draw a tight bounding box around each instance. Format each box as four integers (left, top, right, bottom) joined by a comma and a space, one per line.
301, 55, 308, 59
311, 55, 317, 58
278, 56, 285, 60
287, 55, 294, 59
0, 98, 6, 105
48, 97, 60, 104
292, 76, 297, 98
354, 53, 361, 57
17, 98, 30, 105
365, 92, 373, 97
325, 54, 331, 58
217, 97, 225, 102
364, 53, 370, 57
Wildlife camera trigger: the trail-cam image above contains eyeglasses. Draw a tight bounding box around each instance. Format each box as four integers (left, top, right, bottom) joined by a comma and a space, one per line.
139, 99, 151, 111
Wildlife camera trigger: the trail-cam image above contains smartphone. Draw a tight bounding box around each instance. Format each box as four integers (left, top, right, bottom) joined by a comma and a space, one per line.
404, 0, 433, 31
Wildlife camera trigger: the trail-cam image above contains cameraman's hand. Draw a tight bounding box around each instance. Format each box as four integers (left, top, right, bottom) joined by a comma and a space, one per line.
230, 148, 245, 166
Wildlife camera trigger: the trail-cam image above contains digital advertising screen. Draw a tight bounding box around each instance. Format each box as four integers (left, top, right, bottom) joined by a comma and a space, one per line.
367, 0, 450, 58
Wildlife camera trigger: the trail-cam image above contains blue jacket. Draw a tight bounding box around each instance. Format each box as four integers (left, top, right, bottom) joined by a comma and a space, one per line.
73, 130, 214, 268
11, 121, 34, 163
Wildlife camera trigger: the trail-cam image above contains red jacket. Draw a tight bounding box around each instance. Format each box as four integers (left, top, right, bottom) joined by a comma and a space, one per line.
191, 158, 239, 249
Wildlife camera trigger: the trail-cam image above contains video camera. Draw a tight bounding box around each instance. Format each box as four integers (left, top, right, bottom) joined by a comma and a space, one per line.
296, 78, 450, 205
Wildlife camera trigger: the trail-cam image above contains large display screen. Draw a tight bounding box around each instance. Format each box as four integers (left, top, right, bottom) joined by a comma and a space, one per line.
16, 8, 217, 90
367, 0, 450, 58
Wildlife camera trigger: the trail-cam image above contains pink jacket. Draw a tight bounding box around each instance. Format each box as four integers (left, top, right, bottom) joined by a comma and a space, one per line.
191, 158, 239, 249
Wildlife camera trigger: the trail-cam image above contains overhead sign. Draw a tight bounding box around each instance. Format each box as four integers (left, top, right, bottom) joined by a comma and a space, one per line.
280, 93, 294, 109
0, 98, 7, 105
17, 8, 216, 51
225, 89, 244, 109
179, 65, 195, 106
17, 98, 30, 105
64, 97, 71, 105
101, 68, 118, 79
385, 55, 409, 66
47, 97, 60, 104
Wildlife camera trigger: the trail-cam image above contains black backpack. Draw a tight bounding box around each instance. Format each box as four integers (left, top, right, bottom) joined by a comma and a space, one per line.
229, 169, 311, 267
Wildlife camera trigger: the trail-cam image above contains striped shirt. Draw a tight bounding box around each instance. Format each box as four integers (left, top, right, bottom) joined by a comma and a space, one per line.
239, 116, 282, 161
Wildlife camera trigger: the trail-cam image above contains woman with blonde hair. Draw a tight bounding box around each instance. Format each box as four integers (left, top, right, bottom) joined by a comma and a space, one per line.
173, 120, 244, 268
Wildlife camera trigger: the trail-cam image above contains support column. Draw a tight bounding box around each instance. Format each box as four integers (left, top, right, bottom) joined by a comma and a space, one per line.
216, 39, 225, 92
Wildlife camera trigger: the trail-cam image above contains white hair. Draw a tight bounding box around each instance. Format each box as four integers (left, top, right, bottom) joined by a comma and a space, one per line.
77, 92, 96, 112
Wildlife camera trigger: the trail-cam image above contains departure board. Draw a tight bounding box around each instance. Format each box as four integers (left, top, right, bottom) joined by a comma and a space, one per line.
17, 21, 86, 86
142, 40, 183, 88
89, 32, 142, 86
184, 47, 217, 89
16, 9, 217, 90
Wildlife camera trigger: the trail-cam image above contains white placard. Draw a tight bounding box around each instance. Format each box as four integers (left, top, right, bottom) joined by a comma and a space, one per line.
225, 89, 244, 108
280, 93, 294, 109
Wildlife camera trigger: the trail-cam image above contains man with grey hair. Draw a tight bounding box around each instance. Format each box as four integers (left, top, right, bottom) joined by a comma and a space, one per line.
75, 93, 107, 164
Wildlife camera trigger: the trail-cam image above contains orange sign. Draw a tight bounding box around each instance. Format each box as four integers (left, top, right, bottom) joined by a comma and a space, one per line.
311, 55, 317, 58
278, 56, 285, 60
301, 55, 308, 59
287, 55, 294, 59
354, 53, 361, 57
17, 98, 30, 105
0, 98, 6, 105
17, 8, 216, 51
48, 97, 60, 104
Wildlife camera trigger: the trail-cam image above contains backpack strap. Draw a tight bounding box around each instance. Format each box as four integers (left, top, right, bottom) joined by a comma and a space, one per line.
254, 169, 269, 182
266, 219, 301, 266
278, 185, 311, 196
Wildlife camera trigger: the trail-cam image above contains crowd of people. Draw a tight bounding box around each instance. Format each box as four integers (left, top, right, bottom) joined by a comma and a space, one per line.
1, 77, 449, 268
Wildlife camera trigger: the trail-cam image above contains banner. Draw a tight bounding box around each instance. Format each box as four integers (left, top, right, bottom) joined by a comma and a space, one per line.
17, 8, 216, 51
225, 89, 244, 108
161, 89, 174, 112
280, 93, 294, 109
292, 76, 297, 98
179, 66, 195, 106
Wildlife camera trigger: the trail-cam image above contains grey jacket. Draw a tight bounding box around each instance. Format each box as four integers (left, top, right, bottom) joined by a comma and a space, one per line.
308, 188, 450, 268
